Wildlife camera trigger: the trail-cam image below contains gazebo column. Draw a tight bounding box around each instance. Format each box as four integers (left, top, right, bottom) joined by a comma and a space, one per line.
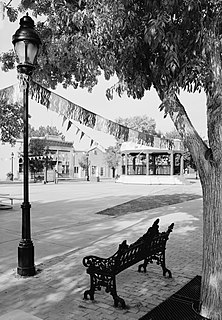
170, 151, 174, 175
180, 154, 184, 175
146, 152, 149, 175
125, 152, 128, 175
121, 153, 125, 175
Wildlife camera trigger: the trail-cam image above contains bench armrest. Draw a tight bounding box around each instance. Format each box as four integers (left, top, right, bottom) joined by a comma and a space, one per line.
83, 255, 114, 272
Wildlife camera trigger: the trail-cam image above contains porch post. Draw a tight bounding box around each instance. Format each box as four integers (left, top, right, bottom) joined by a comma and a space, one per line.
146, 152, 149, 175
180, 154, 184, 175
125, 153, 128, 175
170, 151, 174, 176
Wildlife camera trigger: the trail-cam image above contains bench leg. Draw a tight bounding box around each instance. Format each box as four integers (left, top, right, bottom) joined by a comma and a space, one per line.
83, 274, 96, 301
83, 273, 127, 308
110, 277, 126, 309
138, 258, 149, 273
160, 252, 172, 278
138, 255, 172, 278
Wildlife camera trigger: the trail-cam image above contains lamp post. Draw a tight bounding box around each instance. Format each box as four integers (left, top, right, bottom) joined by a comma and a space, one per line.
12, 13, 41, 276
11, 152, 14, 181
86, 152, 90, 181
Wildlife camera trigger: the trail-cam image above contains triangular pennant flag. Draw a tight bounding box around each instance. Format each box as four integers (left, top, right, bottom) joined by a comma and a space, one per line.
62, 115, 67, 127
90, 139, 94, 147
67, 120, 72, 131
23, 80, 177, 149
79, 131, 85, 141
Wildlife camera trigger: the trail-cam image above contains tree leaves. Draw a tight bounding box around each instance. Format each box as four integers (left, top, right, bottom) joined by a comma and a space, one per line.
0, 50, 16, 72
116, 115, 157, 135
0, 99, 23, 144
105, 144, 121, 169
1, 0, 222, 107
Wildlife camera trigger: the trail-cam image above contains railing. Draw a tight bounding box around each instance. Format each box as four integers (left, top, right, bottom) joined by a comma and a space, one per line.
122, 165, 171, 175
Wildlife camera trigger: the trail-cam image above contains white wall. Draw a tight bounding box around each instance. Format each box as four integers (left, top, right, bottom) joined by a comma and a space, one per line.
0, 140, 22, 180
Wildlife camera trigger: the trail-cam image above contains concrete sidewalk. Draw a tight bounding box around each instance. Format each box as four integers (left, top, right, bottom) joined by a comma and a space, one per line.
0, 180, 203, 319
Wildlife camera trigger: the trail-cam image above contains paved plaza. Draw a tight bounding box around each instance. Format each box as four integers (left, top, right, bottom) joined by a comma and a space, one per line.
0, 178, 203, 319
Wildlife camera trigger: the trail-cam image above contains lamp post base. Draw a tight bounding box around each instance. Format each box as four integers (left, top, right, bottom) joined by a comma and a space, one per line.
17, 239, 35, 276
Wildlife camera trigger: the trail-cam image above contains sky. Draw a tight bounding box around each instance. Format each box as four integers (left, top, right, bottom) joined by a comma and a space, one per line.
0, 2, 208, 149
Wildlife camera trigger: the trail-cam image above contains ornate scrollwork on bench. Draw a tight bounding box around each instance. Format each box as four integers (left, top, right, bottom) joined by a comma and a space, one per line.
82, 218, 174, 308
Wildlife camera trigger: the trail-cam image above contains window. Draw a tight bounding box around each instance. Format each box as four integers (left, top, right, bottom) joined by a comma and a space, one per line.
92, 166, 96, 175
19, 158, 23, 173
74, 166, 79, 174
100, 167, 104, 176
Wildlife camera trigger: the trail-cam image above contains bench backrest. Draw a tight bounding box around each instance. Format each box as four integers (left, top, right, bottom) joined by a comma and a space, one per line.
112, 220, 174, 274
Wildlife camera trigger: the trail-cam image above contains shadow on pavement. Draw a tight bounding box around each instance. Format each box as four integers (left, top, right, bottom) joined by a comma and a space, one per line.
97, 194, 202, 216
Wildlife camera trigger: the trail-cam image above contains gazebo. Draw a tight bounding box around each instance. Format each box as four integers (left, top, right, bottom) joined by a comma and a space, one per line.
117, 137, 186, 185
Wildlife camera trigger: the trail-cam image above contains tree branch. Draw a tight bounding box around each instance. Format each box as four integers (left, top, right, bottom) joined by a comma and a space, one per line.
159, 91, 210, 180
5, 0, 13, 8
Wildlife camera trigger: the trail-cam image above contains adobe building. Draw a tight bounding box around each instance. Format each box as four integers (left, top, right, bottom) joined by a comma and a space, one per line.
0, 136, 113, 182
73, 146, 112, 180
28, 135, 74, 182
0, 139, 23, 181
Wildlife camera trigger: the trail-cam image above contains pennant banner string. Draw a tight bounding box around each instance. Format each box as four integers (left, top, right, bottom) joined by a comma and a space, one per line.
28, 81, 153, 146
0, 82, 173, 149
66, 120, 107, 151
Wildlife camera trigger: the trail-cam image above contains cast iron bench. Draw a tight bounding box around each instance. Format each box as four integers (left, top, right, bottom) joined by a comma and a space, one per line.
82, 218, 174, 308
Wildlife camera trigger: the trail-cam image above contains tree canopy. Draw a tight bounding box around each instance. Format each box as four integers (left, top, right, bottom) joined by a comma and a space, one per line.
0, 0, 215, 99
29, 125, 63, 138
105, 143, 121, 171
29, 137, 47, 155
116, 115, 156, 136
0, 99, 23, 144
3, 1, 222, 318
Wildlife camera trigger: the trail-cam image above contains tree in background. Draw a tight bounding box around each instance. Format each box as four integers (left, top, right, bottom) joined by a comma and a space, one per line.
165, 129, 197, 175
29, 138, 47, 180
2, 1, 222, 317
116, 115, 156, 136
78, 154, 88, 171
28, 126, 60, 180
0, 98, 23, 144
29, 125, 64, 138
78, 153, 90, 180
165, 129, 181, 141
105, 142, 122, 178
29, 138, 47, 155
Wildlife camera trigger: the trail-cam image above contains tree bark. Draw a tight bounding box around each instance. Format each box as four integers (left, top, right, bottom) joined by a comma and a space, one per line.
199, 27, 222, 319
200, 170, 222, 320
157, 88, 222, 319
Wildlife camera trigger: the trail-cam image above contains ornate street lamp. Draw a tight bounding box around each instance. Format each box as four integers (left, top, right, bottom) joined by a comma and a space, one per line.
86, 152, 90, 181
11, 152, 14, 181
12, 13, 41, 276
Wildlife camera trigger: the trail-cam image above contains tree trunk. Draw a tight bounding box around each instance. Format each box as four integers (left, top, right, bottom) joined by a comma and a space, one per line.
199, 28, 222, 319
156, 86, 222, 319
200, 169, 222, 320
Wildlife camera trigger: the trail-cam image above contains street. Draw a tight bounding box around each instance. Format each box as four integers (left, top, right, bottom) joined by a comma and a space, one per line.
0, 179, 203, 319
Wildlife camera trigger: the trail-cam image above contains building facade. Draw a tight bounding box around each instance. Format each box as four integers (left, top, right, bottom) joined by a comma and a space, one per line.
0, 135, 185, 184
0, 136, 112, 182
73, 146, 112, 181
